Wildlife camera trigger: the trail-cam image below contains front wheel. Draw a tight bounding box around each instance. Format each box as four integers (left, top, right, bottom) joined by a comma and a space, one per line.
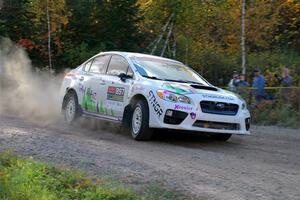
210, 133, 232, 141
130, 100, 153, 141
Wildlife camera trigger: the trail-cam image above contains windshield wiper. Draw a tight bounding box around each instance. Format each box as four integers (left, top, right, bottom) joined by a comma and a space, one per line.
181, 80, 204, 85
163, 79, 187, 83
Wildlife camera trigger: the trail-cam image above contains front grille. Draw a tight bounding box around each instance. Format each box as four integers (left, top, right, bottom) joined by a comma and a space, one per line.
200, 101, 239, 116
193, 120, 240, 130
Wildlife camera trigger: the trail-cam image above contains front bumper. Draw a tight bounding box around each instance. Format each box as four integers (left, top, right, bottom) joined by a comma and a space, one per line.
149, 101, 251, 135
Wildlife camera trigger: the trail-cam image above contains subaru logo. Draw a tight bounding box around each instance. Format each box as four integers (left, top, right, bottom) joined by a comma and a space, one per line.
216, 103, 225, 110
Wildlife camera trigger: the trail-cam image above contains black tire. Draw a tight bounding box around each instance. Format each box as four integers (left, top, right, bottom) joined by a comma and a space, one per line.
63, 91, 80, 123
130, 100, 153, 141
211, 133, 232, 141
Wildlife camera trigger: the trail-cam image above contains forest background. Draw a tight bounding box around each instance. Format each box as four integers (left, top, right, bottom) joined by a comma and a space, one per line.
1, 0, 300, 86
1, 0, 300, 126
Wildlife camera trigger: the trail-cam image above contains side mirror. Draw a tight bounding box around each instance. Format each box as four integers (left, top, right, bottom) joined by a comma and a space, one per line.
118, 73, 129, 82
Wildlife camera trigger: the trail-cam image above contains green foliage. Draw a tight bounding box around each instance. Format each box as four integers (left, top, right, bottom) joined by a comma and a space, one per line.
272, 0, 300, 51
251, 102, 300, 128
247, 51, 300, 85
1, 0, 300, 127
0, 0, 31, 41
192, 47, 238, 86
0, 153, 139, 200
246, 86, 300, 128
101, 0, 144, 51
142, 183, 178, 200
140, 0, 300, 85
61, 42, 103, 68
1, 0, 300, 84
0, 0, 145, 70
0, 153, 182, 200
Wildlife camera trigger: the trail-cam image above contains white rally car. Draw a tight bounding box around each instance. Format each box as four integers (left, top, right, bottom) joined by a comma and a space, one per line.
60, 51, 250, 141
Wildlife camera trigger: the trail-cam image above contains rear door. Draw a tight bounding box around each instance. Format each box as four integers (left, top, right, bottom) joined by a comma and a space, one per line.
101, 55, 134, 120
80, 55, 110, 114
77, 59, 93, 107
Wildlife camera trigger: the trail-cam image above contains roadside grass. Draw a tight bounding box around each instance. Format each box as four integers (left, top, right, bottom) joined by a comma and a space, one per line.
0, 152, 182, 200
251, 102, 300, 128
141, 183, 178, 200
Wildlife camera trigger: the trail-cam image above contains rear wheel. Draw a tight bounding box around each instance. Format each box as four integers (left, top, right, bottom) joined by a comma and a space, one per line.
130, 100, 153, 141
63, 92, 80, 123
211, 133, 232, 141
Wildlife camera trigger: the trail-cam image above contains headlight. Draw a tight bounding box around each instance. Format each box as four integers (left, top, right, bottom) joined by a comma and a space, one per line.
241, 102, 247, 110
156, 90, 191, 104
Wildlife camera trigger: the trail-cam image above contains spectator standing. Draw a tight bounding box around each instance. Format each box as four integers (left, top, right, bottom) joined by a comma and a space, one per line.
275, 67, 293, 100
237, 74, 249, 88
252, 68, 266, 101
228, 71, 240, 92
281, 67, 292, 87
236, 74, 249, 99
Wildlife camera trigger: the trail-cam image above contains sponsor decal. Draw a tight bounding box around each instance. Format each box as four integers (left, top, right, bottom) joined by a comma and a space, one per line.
82, 87, 98, 113
107, 86, 125, 102
81, 86, 115, 116
202, 94, 234, 101
174, 104, 193, 111
163, 82, 195, 94
148, 90, 163, 117
190, 112, 196, 119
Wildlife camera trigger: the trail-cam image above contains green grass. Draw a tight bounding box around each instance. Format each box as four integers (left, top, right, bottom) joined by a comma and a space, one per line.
0, 152, 181, 200
251, 102, 300, 128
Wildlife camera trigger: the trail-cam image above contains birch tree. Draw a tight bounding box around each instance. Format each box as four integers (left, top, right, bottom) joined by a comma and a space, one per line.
241, 0, 246, 75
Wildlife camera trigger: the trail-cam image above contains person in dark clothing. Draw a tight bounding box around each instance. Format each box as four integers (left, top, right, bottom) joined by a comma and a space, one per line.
275, 67, 293, 100
275, 67, 292, 87
228, 71, 240, 92
236, 74, 250, 99
252, 68, 266, 101
237, 74, 249, 87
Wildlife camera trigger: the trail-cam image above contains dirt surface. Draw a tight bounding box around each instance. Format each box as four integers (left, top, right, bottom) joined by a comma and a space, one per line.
0, 115, 300, 200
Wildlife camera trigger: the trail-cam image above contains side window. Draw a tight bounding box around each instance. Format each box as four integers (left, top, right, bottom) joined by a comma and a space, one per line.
89, 55, 109, 74
106, 55, 129, 76
83, 59, 93, 71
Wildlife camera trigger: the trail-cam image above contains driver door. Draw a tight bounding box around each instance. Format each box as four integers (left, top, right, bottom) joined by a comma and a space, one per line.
101, 55, 134, 120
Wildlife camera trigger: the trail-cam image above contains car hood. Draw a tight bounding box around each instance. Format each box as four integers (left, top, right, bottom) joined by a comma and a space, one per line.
159, 81, 240, 103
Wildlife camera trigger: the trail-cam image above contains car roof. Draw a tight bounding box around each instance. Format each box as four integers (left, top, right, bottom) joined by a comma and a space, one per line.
98, 51, 183, 64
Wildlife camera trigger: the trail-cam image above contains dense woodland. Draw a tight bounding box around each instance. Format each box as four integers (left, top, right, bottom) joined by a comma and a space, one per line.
1, 0, 300, 86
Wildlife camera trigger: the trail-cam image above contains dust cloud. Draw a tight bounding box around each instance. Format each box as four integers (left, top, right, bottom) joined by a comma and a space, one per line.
0, 38, 64, 124
0, 38, 119, 132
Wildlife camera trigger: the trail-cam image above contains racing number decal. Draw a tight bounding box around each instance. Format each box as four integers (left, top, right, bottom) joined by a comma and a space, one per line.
107, 86, 125, 102
148, 90, 163, 117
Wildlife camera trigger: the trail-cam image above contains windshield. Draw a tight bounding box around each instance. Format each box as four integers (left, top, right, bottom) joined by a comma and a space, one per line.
131, 56, 210, 86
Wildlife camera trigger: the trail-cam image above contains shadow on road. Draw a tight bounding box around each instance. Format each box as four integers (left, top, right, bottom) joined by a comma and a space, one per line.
68, 119, 246, 149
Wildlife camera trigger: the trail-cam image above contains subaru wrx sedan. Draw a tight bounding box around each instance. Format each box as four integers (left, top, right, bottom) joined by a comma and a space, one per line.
60, 52, 250, 141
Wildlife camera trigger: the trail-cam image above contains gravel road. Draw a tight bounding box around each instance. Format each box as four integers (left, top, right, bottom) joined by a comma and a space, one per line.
0, 115, 299, 200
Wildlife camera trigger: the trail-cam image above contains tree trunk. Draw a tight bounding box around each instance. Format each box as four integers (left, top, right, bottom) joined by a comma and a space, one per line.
46, 0, 52, 73
172, 29, 176, 58
241, 0, 246, 75
150, 13, 174, 55
161, 21, 174, 57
